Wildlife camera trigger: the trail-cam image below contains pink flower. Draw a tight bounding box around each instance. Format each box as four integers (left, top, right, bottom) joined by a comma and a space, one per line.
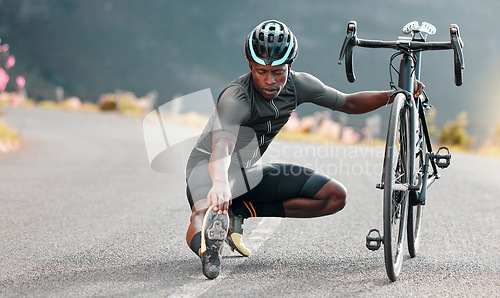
0, 68, 9, 92
5, 55, 15, 69
16, 75, 25, 89
0, 44, 9, 53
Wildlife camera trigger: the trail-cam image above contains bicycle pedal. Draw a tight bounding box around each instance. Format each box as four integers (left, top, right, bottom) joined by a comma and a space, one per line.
432, 147, 451, 169
366, 229, 383, 251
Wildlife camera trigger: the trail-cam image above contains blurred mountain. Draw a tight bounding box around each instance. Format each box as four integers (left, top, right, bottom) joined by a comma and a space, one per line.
0, 0, 498, 137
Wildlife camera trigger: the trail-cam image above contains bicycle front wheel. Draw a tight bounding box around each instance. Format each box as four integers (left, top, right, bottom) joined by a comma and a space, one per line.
383, 94, 410, 282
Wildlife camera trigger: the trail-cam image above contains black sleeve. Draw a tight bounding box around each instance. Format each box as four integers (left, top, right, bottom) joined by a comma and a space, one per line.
293, 72, 346, 110
212, 85, 250, 144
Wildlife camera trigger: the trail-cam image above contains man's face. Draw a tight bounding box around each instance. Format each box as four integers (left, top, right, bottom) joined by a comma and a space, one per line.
249, 61, 290, 100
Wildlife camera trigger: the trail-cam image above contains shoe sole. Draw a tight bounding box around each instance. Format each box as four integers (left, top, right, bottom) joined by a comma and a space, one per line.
201, 206, 228, 279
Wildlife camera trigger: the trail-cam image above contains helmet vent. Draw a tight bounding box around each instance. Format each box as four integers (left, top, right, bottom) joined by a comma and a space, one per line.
268, 34, 274, 43
277, 47, 282, 56
278, 34, 284, 42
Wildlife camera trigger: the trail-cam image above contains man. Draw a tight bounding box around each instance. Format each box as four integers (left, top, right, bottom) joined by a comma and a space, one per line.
185, 20, 422, 279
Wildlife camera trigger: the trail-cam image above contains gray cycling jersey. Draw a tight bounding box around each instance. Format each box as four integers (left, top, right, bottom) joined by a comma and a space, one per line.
189, 70, 346, 169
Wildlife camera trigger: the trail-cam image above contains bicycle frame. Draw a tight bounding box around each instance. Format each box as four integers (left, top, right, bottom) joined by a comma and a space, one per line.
397, 49, 441, 200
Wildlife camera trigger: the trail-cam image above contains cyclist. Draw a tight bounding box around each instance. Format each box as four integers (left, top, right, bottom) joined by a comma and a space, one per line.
185, 19, 423, 279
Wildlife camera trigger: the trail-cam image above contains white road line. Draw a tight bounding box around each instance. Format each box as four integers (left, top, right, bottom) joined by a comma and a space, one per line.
170, 217, 282, 297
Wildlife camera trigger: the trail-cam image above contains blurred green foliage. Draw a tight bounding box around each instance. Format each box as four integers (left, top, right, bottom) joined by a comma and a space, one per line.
439, 112, 475, 150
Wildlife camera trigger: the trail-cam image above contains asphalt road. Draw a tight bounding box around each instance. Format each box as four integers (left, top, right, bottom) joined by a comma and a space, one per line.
0, 107, 498, 297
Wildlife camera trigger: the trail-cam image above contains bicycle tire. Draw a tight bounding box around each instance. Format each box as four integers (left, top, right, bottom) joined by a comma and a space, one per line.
407, 116, 426, 257
383, 94, 409, 282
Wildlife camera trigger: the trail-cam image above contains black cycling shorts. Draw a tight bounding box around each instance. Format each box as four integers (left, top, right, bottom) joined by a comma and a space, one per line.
186, 159, 330, 208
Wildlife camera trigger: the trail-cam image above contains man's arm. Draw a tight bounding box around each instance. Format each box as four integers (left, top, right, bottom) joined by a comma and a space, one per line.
207, 137, 235, 214
293, 71, 423, 114
339, 81, 424, 114
207, 86, 250, 214
338, 91, 393, 114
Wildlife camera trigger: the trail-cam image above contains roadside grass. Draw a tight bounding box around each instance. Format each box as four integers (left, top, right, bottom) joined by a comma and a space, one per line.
171, 112, 209, 130
2, 101, 499, 159
0, 120, 20, 153
164, 111, 500, 157
276, 130, 333, 143
37, 98, 147, 117
476, 143, 500, 158
37, 99, 100, 113
277, 129, 387, 147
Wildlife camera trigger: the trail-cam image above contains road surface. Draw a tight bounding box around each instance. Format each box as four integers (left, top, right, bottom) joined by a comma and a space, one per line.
0, 107, 498, 296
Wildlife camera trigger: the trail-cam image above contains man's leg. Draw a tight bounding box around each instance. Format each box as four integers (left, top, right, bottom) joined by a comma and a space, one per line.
231, 178, 346, 218
185, 199, 229, 279
186, 200, 208, 256
282, 178, 346, 218
185, 160, 244, 256
230, 164, 347, 219
185, 159, 230, 279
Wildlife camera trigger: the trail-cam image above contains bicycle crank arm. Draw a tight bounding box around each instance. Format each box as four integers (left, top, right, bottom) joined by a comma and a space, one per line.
392, 184, 409, 191
376, 183, 420, 191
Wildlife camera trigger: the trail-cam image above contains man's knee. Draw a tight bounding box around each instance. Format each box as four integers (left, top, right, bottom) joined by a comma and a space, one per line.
335, 182, 347, 208
322, 179, 347, 214
335, 188, 347, 212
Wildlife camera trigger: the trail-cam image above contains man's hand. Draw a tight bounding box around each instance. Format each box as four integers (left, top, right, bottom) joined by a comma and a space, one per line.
207, 180, 232, 214
414, 80, 425, 98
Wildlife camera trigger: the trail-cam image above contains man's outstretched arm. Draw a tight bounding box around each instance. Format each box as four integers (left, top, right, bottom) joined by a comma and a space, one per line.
339, 82, 424, 114
293, 71, 423, 114
338, 91, 393, 114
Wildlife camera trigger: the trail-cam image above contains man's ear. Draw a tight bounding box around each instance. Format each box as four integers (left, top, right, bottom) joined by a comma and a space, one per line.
288, 63, 292, 70
249, 62, 253, 70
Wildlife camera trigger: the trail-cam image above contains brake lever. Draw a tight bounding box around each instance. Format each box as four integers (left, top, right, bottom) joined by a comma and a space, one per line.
338, 21, 357, 65
338, 35, 349, 64
450, 24, 465, 69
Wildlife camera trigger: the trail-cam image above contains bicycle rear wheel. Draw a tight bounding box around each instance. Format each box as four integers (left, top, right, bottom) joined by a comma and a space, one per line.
407, 115, 426, 257
383, 94, 409, 282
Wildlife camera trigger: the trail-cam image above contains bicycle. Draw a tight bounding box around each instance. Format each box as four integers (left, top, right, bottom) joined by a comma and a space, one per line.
338, 20, 464, 281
